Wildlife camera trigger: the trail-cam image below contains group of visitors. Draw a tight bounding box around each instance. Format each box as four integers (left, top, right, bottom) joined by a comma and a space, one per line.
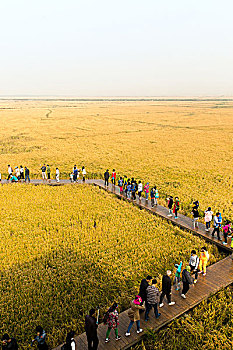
70, 165, 86, 183
2, 165, 30, 183
1, 326, 48, 350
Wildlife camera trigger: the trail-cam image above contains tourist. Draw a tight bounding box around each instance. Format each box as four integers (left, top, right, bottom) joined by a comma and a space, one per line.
145, 279, 161, 321
104, 302, 121, 343
204, 207, 213, 232
10, 174, 18, 183
111, 169, 116, 186
82, 166, 86, 182
222, 221, 231, 245
104, 169, 110, 187
56, 168, 60, 183
174, 261, 182, 290
125, 295, 145, 336
192, 206, 199, 229
70, 172, 74, 183
1, 334, 18, 350
7, 165, 13, 181
15, 167, 20, 181
20, 165, 24, 181
154, 187, 159, 206
139, 275, 152, 306
127, 181, 131, 199
25, 167, 30, 183
73, 166, 78, 182
198, 247, 209, 276
47, 165, 51, 183
159, 270, 175, 307
173, 197, 180, 219
212, 212, 221, 240
31, 326, 48, 350
181, 266, 193, 299
62, 331, 75, 350
138, 181, 143, 202
118, 177, 124, 195
218, 212, 223, 229
150, 187, 155, 208
144, 182, 149, 201
131, 179, 137, 200
41, 164, 47, 183
189, 250, 199, 283
85, 308, 99, 350
167, 195, 173, 216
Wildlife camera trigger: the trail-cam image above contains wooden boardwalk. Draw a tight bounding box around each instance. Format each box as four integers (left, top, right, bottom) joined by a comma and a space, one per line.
3, 178, 233, 350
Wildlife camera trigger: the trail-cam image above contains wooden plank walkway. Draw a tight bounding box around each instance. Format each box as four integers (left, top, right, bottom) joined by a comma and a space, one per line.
3, 178, 233, 350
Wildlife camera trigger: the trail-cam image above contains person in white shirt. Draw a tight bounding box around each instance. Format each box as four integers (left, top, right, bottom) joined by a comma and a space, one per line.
7, 165, 13, 181
204, 207, 213, 231
138, 181, 143, 201
82, 166, 86, 182
15, 167, 20, 180
55, 168, 60, 183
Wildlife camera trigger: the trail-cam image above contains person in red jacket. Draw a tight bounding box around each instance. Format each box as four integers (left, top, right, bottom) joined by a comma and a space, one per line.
111, 169, 116, 185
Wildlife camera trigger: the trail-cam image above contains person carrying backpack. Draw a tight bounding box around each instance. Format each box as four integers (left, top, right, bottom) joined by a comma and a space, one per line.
104, 302, 121, 343
212, 212, 221, 240
173, 197, 180, 219
61, 331, 75, 350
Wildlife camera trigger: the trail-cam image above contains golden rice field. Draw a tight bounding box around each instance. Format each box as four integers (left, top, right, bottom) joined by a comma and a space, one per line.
0, 184, 221, 349
0, 99, 232, 221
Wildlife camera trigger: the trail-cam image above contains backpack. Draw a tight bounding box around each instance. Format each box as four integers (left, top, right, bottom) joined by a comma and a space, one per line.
118, 179, 123, 187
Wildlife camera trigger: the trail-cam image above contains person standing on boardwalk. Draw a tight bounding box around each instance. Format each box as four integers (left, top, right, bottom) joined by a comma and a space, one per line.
118, 177, 124, 195
47, 165, 51, 183
104, 302, 121, 343
15, 167, 20, 181
159, 271, 175, 307
212, 212, 221, 240
150, 187, 155, 207
31, 326, 48, 350
125, 295, 145, 337
198, 247, 209, 276
138, 181, 143, 202
126, 181, 132, 199
154, 187, 159, 206
145, 279, 161, 321
41, 164, 47, 184
82, 166, 86, 182
174, 261, 182, 290
20, 165, 24, 182
131, 179, 137, 200
111, 169, 116, 186
139, 275, 152, 307
85, 308, 99, 350
192, 206, 199, 229
173, 197, 180, 219
73, 166, 77, 182
55, 168, 60, 183
222, 221, 231, 245
24, 167, 30, 183
2, 334, 18, 350
189, 250, 199, 283
7, 165, 13, 181
204, 207, 213, 231
104, 170, 110, 187
167, 195, 174, 216
144, 182, 149, 201
181, 266, 193, 299
62, 331, 75, 350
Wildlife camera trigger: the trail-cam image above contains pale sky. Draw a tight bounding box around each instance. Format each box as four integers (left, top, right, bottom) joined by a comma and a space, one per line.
0, 0, 233, 96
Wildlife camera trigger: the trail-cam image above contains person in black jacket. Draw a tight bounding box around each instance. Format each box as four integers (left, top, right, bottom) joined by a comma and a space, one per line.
104, 170, 110, 187
139, 275, 152, 304
159, 270, 175, 307
181, 266, 193, 299
85, 309, 99, 350
2, 334, 18, 350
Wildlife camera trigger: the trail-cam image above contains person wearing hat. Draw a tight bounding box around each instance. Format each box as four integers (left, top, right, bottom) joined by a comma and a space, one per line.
181, 265, 194, 299
125, 295, 145, 336
85, 308, 99, 350
2, 334, 18, 350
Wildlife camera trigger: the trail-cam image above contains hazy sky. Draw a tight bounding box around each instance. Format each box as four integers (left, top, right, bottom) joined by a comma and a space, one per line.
1, 0, 233, 96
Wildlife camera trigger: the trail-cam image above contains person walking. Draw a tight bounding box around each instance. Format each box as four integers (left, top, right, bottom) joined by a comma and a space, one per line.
47, 165, 51, 183
55, 168, 60, 183
138, 181, 143, 202
144, 182, 149, 201
62, 331, 75, 350
118, 177, 124, 195
212, 212, 221, 240
159, 271, 175, 307
139, 275, 152, 306
2, 334, 18, 350
192, 206, 199, 229
127, 181, 132, 199
104, 302, 121, 343
31, 326, 48, 350
73, 166, 78, 182
25, 167, 30, 183
174, 261, 182, 291
222, 221, 231, 245
167, 196, 174, 216
145, 279, 161, 321
111, 169, 116, 186
41, 164, 47, 183
125, 295, 145, 337
150, 187, 155, 208
181, 266, 193, 299
104, 170, 110, 187
198, 247, 209, 276
82, 166, 86, 182
20, 165, 24, 182
7, 165, 13, 181
204, 207, 213, 232
173, 197, 180, 219
85, 309, 99, 350
189, 250, 199, 283
154, 187, 159, 206
131, 179, 137, 200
